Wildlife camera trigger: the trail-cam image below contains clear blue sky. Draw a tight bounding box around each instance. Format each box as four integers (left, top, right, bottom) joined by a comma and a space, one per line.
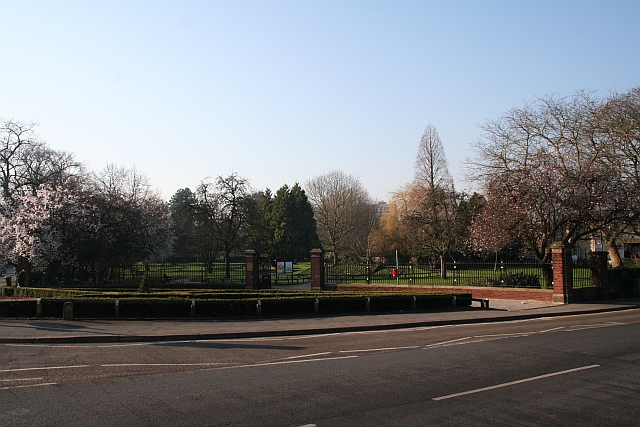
1, 1, 638, 202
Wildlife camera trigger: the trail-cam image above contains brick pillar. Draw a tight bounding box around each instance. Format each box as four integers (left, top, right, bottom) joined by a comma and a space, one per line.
589, 251, 610, 300
310, 248, 325, 290
551, 243, 573, 304
245, 250, 259, 289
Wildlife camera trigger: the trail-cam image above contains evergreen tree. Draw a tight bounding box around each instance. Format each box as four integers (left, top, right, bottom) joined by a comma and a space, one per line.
169, 188, 197, 259
259, 183, 320, 261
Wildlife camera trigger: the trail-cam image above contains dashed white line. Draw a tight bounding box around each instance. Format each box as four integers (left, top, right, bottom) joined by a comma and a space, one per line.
423, 337, 473, 348
220, 355, 359, 370
339, 346, 420, 354
282, 352, 332, 360
102, 363, 223, 367
1, 382, 57, 390
432, 365, 600, 401
539, 326, 566, 333
0, 365, 90, 373
564, 322, 624, 332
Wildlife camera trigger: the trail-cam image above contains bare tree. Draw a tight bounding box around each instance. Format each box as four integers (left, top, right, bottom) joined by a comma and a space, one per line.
0, 119, 82, 198
392, 125, 464, 275
595, 87, 640, 265
468, 89, 640, 270
393, 183, 466, 272
0, 119, 41, 198
83, 165, 173, 282
305, 170, 374, 263
414, 124, 453, 190
194, 173, 256, 277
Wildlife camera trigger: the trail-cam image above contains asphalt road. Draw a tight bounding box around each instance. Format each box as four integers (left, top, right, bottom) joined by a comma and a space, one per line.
2, 309, 640, 426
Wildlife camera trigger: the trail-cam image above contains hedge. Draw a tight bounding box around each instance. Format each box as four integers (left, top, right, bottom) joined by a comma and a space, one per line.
0, 293, 471, 319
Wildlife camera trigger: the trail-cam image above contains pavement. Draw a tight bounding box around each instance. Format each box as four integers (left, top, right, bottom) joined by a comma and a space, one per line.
1, 298, 639, 344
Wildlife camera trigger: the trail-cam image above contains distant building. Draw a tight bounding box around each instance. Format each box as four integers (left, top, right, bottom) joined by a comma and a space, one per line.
589, 231, 640, 262
373, 201, 389, 217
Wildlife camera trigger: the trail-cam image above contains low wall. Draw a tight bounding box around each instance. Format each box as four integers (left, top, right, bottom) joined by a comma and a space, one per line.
331, 284, 555, 302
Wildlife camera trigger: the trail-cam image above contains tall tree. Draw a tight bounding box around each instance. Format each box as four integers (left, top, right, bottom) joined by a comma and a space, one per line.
395, 125, 465, 271
468, 89, 640, 270
169, 188, 198, 259
595, 87, 640, 265
194, 173, 256, 277
305, 170, 374, 263
262, 183, 320, 261
414, 124, 453, 190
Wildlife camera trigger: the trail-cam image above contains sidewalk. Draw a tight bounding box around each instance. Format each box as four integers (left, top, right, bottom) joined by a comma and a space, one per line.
0, 299, 639, 344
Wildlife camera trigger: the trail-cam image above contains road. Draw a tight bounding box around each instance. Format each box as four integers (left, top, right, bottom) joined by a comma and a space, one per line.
1, 309, 640, 426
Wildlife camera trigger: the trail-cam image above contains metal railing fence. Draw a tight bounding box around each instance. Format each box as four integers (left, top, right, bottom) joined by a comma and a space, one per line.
29, 262, 247, 288
326, 260, 563, 289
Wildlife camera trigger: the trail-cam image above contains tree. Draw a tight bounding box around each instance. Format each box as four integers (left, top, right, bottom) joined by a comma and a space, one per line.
0, 119, 82, 199
468, 192, 518, 266
414, 124, 453, 190
468, 89, 640, 271
257, 183, 320, 261
394, 125, 466, 273
305, 170, 375, 263
194, 173, 256, 277
0, 122, 174, 285
594, 87, 640, 266
393, 185, 467, 261
169, 188, 198, 259
0, 186, 79, 269
68, 165, 174, 283
368, 202, 400, 261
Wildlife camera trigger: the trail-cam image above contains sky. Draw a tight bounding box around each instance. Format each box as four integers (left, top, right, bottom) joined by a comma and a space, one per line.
1, 1, 639, 203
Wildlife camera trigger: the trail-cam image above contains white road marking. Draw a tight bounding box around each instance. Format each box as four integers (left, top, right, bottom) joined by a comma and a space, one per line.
432, 364, 600, 401
220, 355, 358, 370
282, 352, 332, 360
98, 342, 182, 348
539, 326, 566, 333
1, 378, 43, 382
288, 333, 343, 340
423, 337, 472, 348
0, 365, 90, 373
215, 337, 285, 342
339, 346, 420, 354
474, 332, 533, 338
1, 382, 57, 390
564, 322, 624, 332
102, 363, 223, 367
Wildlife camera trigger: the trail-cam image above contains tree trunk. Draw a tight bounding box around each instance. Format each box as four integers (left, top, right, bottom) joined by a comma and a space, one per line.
224, 245, 231, 278
440, 255, 446, 279
605, 238, 623, 268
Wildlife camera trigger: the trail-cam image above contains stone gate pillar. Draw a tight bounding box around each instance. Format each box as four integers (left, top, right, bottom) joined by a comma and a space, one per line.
310, 248, 325, 290
551, 243, 574, 304
245, 250, 259, 289
589, 251, 610, 300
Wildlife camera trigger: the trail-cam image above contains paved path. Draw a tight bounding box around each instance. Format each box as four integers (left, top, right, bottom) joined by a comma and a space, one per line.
1, 298, 639, 344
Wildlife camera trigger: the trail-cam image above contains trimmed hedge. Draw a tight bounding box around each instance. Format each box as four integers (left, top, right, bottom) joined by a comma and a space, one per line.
487, 272, 540, 288
0, 292, 471, 319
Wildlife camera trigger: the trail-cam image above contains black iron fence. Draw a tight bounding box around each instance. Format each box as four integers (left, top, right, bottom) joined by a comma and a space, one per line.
22, 257, 598, 290
29, 262, 248, 288
325, 259, 599, 290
